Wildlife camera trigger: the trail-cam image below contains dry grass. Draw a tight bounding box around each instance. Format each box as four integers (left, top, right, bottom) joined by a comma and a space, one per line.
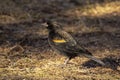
65, 1, 120, 17
0, 51, 120, 80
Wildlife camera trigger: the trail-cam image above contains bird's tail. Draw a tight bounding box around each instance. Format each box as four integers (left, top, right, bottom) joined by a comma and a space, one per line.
83, 54, 105, 66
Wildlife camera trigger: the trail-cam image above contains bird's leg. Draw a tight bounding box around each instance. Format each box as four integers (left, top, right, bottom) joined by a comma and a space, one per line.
58, 57, 72, 68
64, 57, 71, 65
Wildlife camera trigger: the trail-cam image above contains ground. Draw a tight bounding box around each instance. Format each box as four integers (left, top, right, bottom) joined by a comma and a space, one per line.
0, 0, 120, 80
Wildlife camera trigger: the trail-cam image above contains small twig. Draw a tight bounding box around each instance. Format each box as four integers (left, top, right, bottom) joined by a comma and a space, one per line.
7, 44, 24, 55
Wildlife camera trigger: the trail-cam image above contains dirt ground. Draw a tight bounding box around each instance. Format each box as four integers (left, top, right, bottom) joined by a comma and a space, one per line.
0, 0, 120, 80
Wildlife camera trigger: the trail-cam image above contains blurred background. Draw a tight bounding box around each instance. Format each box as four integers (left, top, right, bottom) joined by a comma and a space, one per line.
0, 0, 120, 80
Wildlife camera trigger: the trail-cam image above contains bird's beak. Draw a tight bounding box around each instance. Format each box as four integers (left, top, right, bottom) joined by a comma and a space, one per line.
41, 23, 48, 27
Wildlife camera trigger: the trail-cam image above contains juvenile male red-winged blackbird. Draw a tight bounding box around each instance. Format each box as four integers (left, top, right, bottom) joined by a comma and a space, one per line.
44, 20, 105, 66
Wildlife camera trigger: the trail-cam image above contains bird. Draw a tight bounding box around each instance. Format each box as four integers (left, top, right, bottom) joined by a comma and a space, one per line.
44, 20, 105, 66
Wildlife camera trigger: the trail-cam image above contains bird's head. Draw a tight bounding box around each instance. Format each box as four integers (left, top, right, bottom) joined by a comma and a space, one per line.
41, 19, 62, 31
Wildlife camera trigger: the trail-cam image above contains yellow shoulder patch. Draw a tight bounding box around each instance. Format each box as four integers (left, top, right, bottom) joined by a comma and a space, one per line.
53, 39, 66, 43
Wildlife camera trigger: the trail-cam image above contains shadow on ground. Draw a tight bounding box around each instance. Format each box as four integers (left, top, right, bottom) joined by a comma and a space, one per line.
82, 55, 120, 71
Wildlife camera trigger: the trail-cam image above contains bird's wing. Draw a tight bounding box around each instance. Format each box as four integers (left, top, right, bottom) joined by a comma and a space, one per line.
55, 30, 77, 46
52, 30, 93, 56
